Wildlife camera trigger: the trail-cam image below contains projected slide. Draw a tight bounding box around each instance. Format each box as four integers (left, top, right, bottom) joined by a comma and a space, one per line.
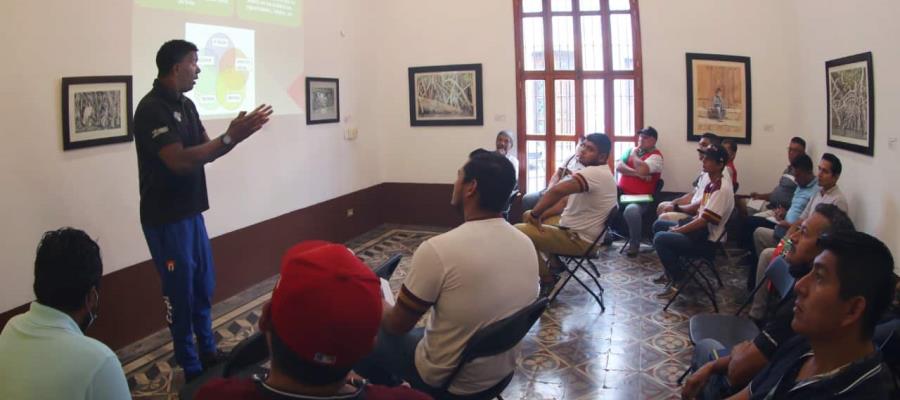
136, 0, 301, 27
185, 23, 255, 117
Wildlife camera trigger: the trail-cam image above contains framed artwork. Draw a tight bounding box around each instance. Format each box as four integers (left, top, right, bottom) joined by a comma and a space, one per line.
62, 75, 133, 150
408, 63, 483, 126
826, 52, 875, 156
306, 77, 340, 124
686, 53, 752, 144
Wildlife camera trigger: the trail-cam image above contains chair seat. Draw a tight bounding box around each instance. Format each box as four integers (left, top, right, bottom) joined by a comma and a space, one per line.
689, 314, 760, 350
432, 372, 514, 400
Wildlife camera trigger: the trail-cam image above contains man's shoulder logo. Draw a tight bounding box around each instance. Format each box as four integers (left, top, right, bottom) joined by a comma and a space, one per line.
173, 111, 182, 122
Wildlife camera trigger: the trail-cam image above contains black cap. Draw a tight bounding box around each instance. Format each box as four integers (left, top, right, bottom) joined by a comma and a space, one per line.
697, 145, 728, 164
638, 126, 658, 139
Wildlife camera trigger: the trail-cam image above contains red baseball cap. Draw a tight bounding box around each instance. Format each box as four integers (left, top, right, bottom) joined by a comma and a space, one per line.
267, 241, 383, 368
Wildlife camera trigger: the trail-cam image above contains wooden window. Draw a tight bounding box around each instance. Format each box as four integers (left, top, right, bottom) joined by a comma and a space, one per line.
514, 0, 643, 191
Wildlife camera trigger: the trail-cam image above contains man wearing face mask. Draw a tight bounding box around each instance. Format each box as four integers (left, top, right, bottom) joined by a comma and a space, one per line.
0, 228, 130, 399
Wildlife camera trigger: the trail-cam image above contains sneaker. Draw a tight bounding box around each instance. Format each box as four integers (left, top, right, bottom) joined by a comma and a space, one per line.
200, 349, 229, 371
652, 274, 670, 285
626, 247, 639, 258
656, 285, 679, 300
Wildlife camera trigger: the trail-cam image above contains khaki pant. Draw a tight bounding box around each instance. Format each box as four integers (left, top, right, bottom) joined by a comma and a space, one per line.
656, 201, 691, 222
515, 215, 593, 281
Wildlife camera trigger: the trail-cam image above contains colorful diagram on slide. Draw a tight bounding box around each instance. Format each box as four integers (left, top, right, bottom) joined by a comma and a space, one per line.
185, 23, 255, 116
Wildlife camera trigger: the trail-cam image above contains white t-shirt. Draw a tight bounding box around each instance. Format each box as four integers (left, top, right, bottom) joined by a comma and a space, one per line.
403, 218, 539, 395
505, 154, 519, 178
559, 165, 618, 243
698, 175, 735, 241
690, 172, 711, 204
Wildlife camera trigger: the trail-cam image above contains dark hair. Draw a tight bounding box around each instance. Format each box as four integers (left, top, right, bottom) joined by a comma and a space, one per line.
584, 133, 612, 156
269, 328, 350, 385
33, 228, 102, 313
156, 40, 198, 78
790, 153, 814, 173
700, 132, 722, 147
813, 203, 855, 235
722, 139, 738, 154
820, 153, 842, 176
463, 149, 517, 213
817, 231, 895, 338
790, 136, 807, 148
496, 130, 514, 141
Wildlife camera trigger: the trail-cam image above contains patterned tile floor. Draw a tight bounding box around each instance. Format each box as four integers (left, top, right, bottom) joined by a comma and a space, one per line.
123, 224, 750, 399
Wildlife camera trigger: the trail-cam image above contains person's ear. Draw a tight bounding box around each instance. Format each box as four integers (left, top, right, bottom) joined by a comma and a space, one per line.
465, 179, 478, 198
840, 296, 867, 331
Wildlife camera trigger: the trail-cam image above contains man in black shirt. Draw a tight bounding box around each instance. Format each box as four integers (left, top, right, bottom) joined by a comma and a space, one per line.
133, 39, 272, 381
735, 231, 896, 399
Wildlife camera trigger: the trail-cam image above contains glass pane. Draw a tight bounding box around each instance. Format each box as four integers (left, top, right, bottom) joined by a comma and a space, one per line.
610, 14, 634, 70
583, 79, 605, 134
614, 79, 635, 136
554, 80, 575, 136
579, 0, 601, 11
522, 0, 542, 13
525, 80, 546, 135
523, 17, 545, 71
580, 16, 603, 71
526, 141, 548, 192
552, 16, 575, 70
555, 141, 577, 172
551, 0, 572, 12
609, 0, 630, 10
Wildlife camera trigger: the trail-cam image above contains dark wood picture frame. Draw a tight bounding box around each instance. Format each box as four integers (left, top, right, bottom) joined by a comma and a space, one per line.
686, 53, 752, 144
408, 63, 483, 126
826, 52, 875, 156
305, 77, 340, 124
62, 75, 133, 150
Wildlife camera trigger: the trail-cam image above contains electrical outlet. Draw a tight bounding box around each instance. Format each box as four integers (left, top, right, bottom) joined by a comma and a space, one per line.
346, 208, 354, 217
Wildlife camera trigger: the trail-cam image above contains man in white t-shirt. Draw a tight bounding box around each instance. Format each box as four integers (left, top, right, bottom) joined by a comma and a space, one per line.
516, 133, 617, 296
356, 149, 539, 396
656, 132, 722, 222
651, 145, 734, 299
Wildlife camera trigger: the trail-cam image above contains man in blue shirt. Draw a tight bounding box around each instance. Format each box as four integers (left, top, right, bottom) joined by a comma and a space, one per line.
752, 154, 818, 257
0, 228, 130, 399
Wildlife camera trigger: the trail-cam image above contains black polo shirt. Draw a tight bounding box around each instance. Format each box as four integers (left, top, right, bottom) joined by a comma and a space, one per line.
749, 335, 892, 399
134, 79, 209, 227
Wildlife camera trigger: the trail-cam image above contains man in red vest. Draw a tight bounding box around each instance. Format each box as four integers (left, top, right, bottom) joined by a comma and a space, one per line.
616, 127, 664, 257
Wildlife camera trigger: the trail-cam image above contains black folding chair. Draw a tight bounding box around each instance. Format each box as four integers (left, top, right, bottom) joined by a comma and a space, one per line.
374, 254, 403, 280
547, 206, 619, 312
428, 297, 550, 399
662, 223, 731, 313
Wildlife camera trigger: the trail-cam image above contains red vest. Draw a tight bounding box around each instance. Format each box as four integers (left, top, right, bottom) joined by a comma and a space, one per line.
618, 148, 662, 195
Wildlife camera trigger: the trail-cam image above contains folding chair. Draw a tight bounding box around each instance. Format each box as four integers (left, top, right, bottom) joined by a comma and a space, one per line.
618, 179, 664, 254
547, 206, 619, 312
373, 253, 403, 280
662, 226, 730, 314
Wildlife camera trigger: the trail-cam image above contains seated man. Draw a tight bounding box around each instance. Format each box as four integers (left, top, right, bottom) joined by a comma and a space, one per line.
495, 129, 519, 178
517, 133, 617, 294
723, 138, 739, 189
356, 149, 539, 396
520, 147, 584, 212
651, 145, 733, 298
0, 228, 130, 399
616, 126, 664, 257
196, 241, 429, 400
683, 204, 855, 399
742, 136, 806, 216
657, 132, 721, 222
749, 153, 818, 259
729, 231, 896, 399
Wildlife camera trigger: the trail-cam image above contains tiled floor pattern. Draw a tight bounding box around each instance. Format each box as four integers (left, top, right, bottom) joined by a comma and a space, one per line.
124, 224, 749, 399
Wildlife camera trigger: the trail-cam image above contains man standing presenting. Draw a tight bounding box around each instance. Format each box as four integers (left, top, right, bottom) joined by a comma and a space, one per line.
133, 39, 273, 381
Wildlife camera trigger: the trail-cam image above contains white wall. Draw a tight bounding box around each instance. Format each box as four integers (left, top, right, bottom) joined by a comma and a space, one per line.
0, 0, 378, 312
790, 0, 900, 267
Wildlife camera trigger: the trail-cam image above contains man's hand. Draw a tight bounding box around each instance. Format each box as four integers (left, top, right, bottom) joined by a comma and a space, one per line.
225, 104, 274, 143
524, 210, 545, 232
773, 206, 786, 222
682, 363, 715, 400
658, 201, 675, 214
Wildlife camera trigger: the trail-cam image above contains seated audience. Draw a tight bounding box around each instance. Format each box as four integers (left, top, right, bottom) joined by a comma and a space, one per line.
521, 148, 584, 212
616, 126, 664, 257
729, 231, 896, 399
657, 132, 721, 222
683, 204, 855, 399
0, 228, 130, 399
742, 137, 806, 216
723, 138, 739, 189
747, 153, 818, 261
195, 241, 430, 399
651, 145, 733, 299
516, 133, 617, 295
494, 129, 519, 178
356, 149, 538, 396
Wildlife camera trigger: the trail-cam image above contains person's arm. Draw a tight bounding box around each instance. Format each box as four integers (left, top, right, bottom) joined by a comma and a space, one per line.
615, 159, 641, 177
158, 104, 273, 175
381, 287, 430, 335
527, 175, 587, 229
726, 341, 769, 389
671, 215, 708, 234
681, 355, 732, 399
725, 386, 750, 400
381, 242, 441, 335
540, 195, 570, 219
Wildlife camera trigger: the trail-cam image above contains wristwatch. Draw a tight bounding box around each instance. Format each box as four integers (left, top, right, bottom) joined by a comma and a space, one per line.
221, 133, 233, 146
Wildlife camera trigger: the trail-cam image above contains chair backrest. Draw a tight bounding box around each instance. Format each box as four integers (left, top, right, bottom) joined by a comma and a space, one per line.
373, 254, 403, 280
764, 256, 795, 300
439, 297, 549, 392
222, 332, 269, 378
